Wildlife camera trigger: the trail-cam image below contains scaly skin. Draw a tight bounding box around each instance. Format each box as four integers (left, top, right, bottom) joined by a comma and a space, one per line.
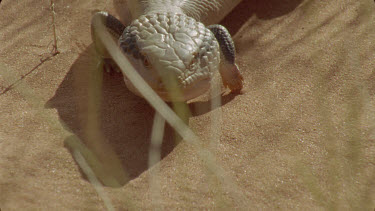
92, 0, 243, 101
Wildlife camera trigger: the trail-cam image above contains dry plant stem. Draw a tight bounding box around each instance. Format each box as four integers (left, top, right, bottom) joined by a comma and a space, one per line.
93, 17, 249, 205
73, 151, 115, 211
210, 76, 222, 151
149, 112, 165, 167
148, 112, 165, 209
0, 58, 52, 95
50, 0, 60, 55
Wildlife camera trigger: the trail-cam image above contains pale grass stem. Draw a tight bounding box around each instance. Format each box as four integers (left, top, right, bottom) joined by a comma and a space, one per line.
73, 151, 115, 211
148, 112, 165, 209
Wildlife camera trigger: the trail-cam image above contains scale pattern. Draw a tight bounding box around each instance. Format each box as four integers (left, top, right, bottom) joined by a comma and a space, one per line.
119, 12, 220, 89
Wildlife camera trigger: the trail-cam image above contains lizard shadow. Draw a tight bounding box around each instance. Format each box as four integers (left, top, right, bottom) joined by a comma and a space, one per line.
221, 0, 304, 35
46, 0, 303, 187
46, 45, 176, 186
113, 0, 304, 36
45, 44, 235, 187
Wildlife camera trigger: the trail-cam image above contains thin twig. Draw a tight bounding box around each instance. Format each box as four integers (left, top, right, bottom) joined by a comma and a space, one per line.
0, 0, 60, 95
50, 0, 60, 55
0, 56, 53, 95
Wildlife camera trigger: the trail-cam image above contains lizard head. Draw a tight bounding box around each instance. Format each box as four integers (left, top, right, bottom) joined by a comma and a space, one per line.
119, 13, 220, 101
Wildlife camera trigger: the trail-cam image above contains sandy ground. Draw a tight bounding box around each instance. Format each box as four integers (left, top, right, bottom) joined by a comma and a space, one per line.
1, 0, 375, 210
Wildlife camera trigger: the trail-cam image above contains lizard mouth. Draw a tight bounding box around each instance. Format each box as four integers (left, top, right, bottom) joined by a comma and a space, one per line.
123, 74, 211, 102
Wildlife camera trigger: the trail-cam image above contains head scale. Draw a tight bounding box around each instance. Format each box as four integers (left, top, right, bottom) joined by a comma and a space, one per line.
119, 13, 220, 101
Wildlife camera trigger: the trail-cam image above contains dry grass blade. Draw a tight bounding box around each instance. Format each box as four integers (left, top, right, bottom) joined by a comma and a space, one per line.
148, 112, 165, 208
73, 150, 115, 211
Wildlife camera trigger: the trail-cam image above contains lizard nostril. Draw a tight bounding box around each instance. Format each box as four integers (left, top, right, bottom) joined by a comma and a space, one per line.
143, 57, 151, 68
140, 53, 152, 68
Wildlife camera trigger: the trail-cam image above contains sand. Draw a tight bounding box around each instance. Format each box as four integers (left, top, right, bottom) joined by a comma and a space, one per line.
1, 0, 375, 210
